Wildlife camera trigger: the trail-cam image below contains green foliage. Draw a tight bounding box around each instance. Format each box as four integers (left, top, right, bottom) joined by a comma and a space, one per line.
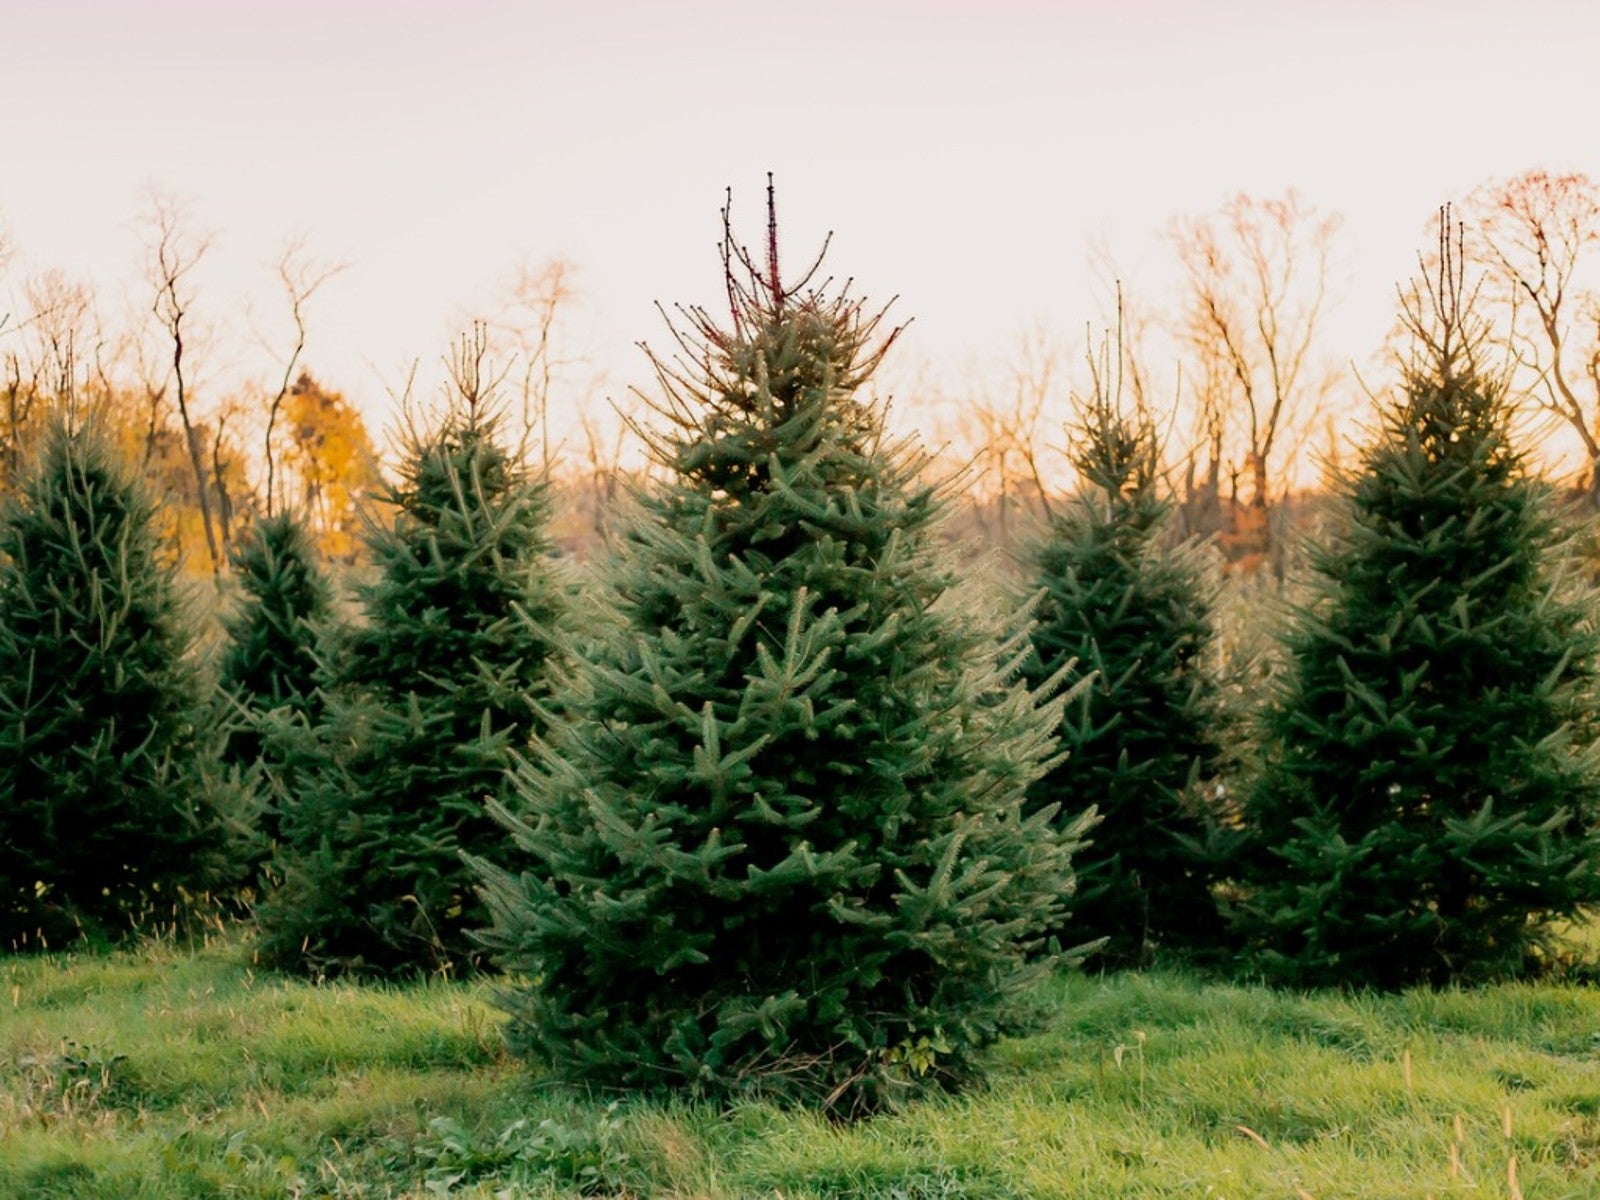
13, 1039, 132, 1120
1023, 378, 1229, 965
216, 511, 334, 820
473, 197, 1092, 1114
1233, 232, 1600, 987
417, 1105, 629, 1196
258, 384, 564, 978
0, 418, 239, 950
219, 511, 333, 724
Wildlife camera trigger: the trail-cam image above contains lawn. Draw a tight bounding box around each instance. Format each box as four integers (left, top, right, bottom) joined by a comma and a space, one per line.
3, 931, 1599, 1198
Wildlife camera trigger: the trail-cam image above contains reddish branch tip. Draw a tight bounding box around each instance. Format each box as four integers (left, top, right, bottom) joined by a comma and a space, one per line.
766, 173, 782, 309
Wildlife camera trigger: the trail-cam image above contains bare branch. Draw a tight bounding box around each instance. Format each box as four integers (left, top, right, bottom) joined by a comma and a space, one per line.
1465, 170, 1600, 492
261, 235, 347, 516
1170, 190, 1343, 570
141, 189, 221, 575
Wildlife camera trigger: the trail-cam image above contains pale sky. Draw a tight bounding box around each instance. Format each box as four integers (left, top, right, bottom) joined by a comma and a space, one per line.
5, 0, 1600, 456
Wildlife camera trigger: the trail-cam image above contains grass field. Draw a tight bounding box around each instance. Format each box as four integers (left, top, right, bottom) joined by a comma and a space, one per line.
4, 931, 1600, 1198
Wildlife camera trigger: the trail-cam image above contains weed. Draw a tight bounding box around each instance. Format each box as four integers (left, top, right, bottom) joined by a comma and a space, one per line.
9, 1039, 132, 1121
415, 1103, 630, 1196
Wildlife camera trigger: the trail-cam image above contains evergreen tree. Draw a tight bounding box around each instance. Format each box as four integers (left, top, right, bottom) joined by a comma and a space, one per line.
218, 510, 334, 774
473, 192, 1093, 1115
1234, 222, 1600, 988
258, 343, 565, 977
0, 418, 236, 949
1023, 365, 1228, 965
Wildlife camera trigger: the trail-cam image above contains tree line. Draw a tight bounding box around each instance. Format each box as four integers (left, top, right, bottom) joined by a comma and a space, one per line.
945, 171, 1600, 574
10, 172, 1600, 578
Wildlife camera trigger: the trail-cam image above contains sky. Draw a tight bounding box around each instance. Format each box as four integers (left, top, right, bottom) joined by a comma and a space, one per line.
5, 0, 1600, 455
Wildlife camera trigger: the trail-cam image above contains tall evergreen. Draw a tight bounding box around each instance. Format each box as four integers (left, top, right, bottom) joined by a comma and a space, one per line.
473, 191, 1093, 1115
258, 354, 565, 977
0, 417, 235, 949
1023, 367, 1228, 965
218, 510, 334, 772
1234, 222, 1600, 988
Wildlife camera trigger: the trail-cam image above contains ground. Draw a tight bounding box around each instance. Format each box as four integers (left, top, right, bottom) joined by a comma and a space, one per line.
3, 929, 1600, 1198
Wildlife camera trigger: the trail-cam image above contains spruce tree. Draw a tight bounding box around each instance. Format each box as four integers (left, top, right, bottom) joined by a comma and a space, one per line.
218, 510, 334, 774
473, 191, 1092, 1115
1023, 365, 1228, 965
0, 418, 235, 949
258, 346, 565, 977
1233, 222, 1600, 988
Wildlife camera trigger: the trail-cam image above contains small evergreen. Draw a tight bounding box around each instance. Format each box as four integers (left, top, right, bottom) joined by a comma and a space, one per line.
258, 347, 565, 977
473, 190, 1092, 1114
1023, 362, 1228, 965
218, 510, 334, 772
0, 417, 236, 949
1233, 221, 1600, 988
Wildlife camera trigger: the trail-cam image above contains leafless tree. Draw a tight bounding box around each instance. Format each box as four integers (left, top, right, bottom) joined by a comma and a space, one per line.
126, 320, 171, 472
1465, 170, 1600, 499
141, 192, 220, 575
496, 257, 578, 472
260, 236, 346, 517
570, 394, 644, 549
25, 273, 95, 390
1, 270, 106, 477
1171, 190, 1342, 571
209, 395, 251, 558
969, 325, 1069, 541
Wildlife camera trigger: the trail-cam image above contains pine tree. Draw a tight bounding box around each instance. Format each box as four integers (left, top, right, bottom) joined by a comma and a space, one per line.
218, 510, 334, 772
0, 417, 236, 949
1023, 360, 1228, 965
472, 190, 1092, 1115
258, 338, 565, 977
1233, 221, 1600, 988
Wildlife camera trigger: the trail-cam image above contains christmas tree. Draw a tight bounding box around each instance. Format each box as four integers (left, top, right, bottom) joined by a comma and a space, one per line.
0, 417, 236, 949
258, 338, 566, 977
1234, 219, 1600, 987
473, 188, 1093, 1114
1023, 353, 1228, 965
218, 510, 334, 774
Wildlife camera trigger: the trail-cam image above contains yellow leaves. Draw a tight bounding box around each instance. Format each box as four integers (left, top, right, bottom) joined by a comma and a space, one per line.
282, 373, 381, 562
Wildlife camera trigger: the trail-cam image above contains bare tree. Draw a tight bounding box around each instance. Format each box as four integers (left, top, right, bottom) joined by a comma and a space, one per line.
25, 272, 104, 419
126, 320, 170, 472
260, 236, 346, 517
1, 270, 105, 477
1171, 190, 1342, 571
972, 325, 1069, 540
1465, 170, 1600, 499
480, 256, 607, 475
209, 396, 250, 558
141, 192, 220, 574
569, 394, 643, 550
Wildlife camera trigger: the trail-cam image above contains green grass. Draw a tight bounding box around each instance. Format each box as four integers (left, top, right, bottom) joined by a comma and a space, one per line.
4, 932, 1600, 1198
